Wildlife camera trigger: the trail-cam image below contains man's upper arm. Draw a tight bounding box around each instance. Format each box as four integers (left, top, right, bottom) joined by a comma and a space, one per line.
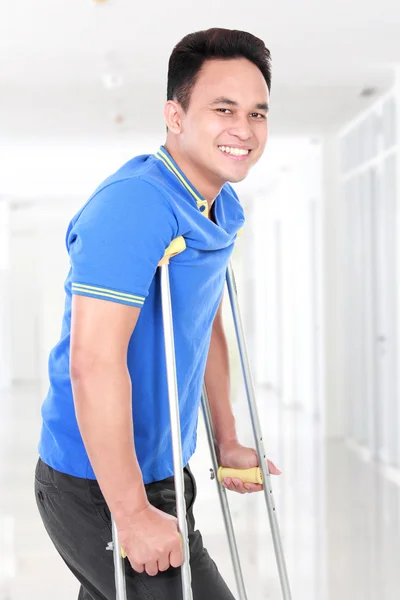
70, 295, 141, 375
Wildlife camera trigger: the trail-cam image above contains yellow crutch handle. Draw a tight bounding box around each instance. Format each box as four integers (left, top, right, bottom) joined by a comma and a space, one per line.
217, 466, 263, 485
158, 236, 186, 266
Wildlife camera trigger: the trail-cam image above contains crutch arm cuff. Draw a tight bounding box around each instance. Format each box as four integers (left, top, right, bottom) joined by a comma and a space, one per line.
158, 236, 186, 266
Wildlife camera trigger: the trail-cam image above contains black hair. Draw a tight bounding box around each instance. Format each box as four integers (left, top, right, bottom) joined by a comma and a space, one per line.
167, 28, 271, 111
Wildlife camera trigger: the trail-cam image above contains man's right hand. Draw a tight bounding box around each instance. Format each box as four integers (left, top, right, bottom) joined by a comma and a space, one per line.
117, 504, 184, 576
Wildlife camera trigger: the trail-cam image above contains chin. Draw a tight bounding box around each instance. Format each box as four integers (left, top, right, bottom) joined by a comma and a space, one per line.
213, 164, 251, 185
225, 171, 250, 184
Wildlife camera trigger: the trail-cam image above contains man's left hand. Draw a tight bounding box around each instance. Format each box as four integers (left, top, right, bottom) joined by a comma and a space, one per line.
217, 441, 281, 494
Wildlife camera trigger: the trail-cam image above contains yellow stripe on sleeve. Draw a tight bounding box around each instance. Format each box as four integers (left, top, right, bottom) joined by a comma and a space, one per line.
71, 284, 145, 304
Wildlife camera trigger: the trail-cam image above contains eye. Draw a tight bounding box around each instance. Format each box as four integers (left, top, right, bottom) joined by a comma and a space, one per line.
216, 108, 232, 114
251, 113, 266, 119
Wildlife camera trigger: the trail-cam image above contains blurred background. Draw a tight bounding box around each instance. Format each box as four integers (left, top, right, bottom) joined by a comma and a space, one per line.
1, 1, 400, 599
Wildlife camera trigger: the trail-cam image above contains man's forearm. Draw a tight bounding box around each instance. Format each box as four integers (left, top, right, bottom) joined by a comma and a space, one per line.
204, 320, 238, 448
71, 363, 149, 526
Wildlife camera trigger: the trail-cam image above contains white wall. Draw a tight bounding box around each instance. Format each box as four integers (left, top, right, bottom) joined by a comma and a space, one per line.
10, 225, 39, 382
336, 79, 400, 469
0, 200, 12, 389
0, 135, 162, 201
247, 139, 324, 419
9, 202, 80, 393
321, 135, 346, 438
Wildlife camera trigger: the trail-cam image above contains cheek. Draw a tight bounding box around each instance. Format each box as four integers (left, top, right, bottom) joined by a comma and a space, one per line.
255, 126, 268, 152
187, 120, 216, 146
200, 116, 227, 140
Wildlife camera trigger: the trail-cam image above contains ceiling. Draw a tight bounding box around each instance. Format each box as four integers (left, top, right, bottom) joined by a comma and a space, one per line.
1, 0, 400, 139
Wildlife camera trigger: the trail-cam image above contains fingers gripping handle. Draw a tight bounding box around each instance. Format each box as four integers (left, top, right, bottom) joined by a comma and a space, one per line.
119, 532, 182, 559
217, 466, 263, 485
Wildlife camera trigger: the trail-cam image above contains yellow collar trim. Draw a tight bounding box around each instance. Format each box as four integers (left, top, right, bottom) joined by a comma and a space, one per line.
155, 148, 209, 217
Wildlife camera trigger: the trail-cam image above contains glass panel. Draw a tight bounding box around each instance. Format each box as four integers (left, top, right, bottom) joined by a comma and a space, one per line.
382, 97, 397, 150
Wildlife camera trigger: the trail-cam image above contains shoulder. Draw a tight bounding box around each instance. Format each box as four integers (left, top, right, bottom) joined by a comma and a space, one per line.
66, 175, 178, 250
80, 152, 177, 217
76, 175, 177, 226
93, 174, 171, 209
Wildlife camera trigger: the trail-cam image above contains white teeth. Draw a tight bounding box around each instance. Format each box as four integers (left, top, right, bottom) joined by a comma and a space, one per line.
219, 146, 249, 156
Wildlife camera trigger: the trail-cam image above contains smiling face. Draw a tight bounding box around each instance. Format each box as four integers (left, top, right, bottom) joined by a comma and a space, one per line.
164, 57, 270, 197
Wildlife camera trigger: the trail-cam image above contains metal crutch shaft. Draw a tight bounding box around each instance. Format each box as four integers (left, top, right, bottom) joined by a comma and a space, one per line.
160, 261, 193, 600
112, 519, 127, 600
201, 385, 248, 600
226, 262, 292, 600
110, 237, 191, 600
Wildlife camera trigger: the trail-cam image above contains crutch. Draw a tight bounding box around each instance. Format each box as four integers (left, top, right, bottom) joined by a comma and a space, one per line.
111, 245, 292, 600
203, 261, 291, 600
159, 256, 291, 599
111, 236, 192, 600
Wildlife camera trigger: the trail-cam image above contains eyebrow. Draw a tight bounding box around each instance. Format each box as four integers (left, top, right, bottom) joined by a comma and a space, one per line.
210, 96, 269, 112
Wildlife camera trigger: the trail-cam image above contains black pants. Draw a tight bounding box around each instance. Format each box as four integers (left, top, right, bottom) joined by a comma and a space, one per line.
35, 458, 235, 600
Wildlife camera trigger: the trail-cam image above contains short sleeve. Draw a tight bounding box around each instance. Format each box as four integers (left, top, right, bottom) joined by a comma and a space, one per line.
67, 178, 177, 307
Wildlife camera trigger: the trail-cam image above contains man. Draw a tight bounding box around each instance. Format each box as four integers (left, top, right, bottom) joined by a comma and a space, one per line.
35, 27, 281, 600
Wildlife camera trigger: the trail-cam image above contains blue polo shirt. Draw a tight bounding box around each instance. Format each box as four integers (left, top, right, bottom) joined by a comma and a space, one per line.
38, 146, 245, 484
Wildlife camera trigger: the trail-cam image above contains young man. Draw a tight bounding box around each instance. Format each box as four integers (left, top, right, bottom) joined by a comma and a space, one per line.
35, 27, 280, 600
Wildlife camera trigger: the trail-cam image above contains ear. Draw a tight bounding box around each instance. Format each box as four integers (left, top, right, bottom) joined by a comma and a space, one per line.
164, 100, 184, 133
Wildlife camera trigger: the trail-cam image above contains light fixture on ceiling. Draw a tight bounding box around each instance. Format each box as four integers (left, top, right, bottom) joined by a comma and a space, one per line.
102, 72, 124, 89
113, 113, 125, 126
110, 96, 127, 131
101, 51, 124, 89
360, 87, 378, 98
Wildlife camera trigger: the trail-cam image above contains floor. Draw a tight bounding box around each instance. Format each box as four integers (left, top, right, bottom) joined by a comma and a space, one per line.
1, 383, 400, 600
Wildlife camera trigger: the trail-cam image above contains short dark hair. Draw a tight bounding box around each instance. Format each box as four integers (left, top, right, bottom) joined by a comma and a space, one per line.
167, 28, 271, 112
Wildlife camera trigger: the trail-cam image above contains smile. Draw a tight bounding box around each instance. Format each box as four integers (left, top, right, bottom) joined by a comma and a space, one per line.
218, 146, 251, 161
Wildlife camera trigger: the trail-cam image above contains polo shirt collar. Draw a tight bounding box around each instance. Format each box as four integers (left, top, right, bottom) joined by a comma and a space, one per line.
155, 146, 210, 218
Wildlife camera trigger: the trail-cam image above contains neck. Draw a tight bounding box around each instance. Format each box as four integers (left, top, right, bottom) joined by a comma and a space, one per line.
163, 141, 223, 206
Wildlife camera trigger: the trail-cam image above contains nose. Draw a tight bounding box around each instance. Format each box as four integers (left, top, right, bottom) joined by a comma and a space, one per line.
227, 115, 253, 141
